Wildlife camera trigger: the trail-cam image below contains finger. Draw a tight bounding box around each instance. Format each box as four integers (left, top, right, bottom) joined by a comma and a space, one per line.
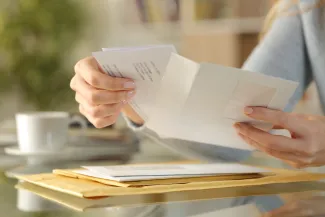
261, 208, 290, 217
238, 132, 309, 167
272, 125, 285, 130
75, 93, 125, 118
265, 200, 319, 217
75, 56, 135, 91
261, 203, 296, 217
237, 132, 260, 147
79, 104, 89, 121
244, 107, 301, 133
70, 75, 77, 91
79, 104, 119, 128
234, 123, 306, 154
263, 207, 300, 217
75, 74, 135, 104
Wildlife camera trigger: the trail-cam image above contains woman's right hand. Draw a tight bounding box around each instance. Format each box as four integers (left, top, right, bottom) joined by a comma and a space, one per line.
70, 56, 144, 128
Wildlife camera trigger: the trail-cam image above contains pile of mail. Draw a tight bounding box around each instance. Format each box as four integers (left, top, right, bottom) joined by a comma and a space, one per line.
69, 163, 268, 182
17, 162, 325, 198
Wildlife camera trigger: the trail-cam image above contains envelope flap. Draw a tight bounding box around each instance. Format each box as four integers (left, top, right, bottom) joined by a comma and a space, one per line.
53, 169, 265, 187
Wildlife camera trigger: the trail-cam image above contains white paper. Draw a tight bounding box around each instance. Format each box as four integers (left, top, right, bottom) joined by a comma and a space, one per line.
146, 53, 199, 135
92, 45, 176, 120
147, 54, 299, 150
81, 163, 268, 182
74, 169, 220, 182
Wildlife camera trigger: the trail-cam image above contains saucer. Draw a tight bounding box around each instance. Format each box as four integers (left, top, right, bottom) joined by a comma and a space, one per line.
5, 145, 136, 158
5, 157, 129, 178
0, 155, 24, 169
5, 164, 60, 178
5, 147, 67, 156
0, 134, 17, 146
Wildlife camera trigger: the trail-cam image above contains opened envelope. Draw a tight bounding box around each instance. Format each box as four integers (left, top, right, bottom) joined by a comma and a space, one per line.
146, 53, 298, 150
54, 163, 268, 187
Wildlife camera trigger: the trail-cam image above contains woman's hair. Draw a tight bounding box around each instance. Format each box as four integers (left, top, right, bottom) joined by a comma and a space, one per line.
260, 0, 325, 40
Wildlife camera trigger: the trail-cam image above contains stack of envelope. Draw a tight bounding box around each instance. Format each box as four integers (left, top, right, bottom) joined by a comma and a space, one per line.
54, 163, 269, 187
16, 162, 325, 198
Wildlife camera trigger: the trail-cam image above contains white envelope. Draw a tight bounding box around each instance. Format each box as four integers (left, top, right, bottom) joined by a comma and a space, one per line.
147, 53, 298, 150
80, 163, 269, 181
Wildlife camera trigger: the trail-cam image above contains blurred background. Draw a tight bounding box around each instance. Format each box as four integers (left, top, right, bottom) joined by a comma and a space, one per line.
0, 0, 323, 170
0, 0, 322, 120
0, 0, 324, 216
0, 0, 323, 166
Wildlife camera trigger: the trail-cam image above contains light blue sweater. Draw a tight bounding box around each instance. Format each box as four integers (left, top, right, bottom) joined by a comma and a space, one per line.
126, 0, 325, 162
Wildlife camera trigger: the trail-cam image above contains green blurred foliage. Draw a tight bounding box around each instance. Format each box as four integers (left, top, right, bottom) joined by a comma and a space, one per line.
0, 0, 86, 110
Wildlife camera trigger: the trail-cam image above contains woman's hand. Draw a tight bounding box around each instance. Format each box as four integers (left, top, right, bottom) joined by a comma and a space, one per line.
70, 56, 144, 128
234, 107, 325, 168
262, 196, 325, 217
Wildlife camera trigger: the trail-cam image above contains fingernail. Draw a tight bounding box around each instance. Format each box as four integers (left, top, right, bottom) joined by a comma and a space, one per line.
244, 107, 254, 115
122, 100, 127, 104
127, 91, 135, 98
124, 81, 136, 89
234, 123, 241, 129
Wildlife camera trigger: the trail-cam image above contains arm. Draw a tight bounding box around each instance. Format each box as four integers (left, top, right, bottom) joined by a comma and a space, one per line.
123, 2, 312, 162
242, 3, 312, 111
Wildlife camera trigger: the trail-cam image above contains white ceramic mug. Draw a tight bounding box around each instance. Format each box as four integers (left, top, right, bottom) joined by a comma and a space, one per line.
16, 112, 87, 153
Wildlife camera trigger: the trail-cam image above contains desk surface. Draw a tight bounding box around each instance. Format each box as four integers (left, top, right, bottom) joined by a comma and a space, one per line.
2, 130, 325, 217
4, 176, 325, 217
4, 165, 325, 217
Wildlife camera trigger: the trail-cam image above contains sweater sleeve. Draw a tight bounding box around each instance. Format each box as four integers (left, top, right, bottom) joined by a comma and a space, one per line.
123, 1, 312, 162
243, 2, 312, 111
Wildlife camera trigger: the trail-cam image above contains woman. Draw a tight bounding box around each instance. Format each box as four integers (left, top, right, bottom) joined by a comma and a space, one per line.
70, 0, 325, 168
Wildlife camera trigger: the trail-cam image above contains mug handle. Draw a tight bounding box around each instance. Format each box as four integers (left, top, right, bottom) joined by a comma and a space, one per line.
45, 114, 88, 150
69, 114, 88, 137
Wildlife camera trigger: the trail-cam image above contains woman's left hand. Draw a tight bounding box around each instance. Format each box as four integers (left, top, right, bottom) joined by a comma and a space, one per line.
262, 196, 325, 217
234, 107, 325, 168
